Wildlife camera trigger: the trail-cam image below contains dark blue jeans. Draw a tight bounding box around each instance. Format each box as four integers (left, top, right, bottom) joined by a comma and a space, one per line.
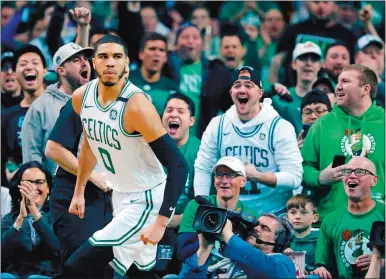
50, 181, 112, 277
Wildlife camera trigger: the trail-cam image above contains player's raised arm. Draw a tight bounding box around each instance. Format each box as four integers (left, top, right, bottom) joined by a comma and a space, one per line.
68, 85, 98, 219
125, 93, 188, 244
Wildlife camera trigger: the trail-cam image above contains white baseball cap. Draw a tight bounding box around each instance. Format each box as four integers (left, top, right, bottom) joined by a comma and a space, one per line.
53, 43, 93, 71
356, 34, 384, 53
212, 156, 246, 177
292, 41, 322, 61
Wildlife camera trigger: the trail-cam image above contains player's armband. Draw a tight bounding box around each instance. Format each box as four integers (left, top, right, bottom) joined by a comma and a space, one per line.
149, 134, 188, 218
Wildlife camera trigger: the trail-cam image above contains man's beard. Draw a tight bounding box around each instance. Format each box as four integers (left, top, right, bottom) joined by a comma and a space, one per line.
66, 75, 83, 92
97, 69, 125, 87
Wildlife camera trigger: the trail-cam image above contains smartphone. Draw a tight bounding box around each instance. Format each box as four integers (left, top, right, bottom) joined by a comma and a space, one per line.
302, 124, 312, 138
332, 155, 346, 168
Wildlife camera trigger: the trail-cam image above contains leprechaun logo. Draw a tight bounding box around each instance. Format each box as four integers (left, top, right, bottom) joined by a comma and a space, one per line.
341, 128, 376, 157
340, 229, 371, 267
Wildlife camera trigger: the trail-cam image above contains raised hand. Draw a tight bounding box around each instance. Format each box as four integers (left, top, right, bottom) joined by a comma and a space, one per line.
70, 7, 91, 26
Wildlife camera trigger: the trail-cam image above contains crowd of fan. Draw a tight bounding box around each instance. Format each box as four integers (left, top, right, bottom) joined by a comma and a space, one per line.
1, 1, 385, 279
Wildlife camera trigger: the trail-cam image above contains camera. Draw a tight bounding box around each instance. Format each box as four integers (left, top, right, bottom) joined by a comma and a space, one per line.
193, 204, 259, 240
367, 221, 385, 257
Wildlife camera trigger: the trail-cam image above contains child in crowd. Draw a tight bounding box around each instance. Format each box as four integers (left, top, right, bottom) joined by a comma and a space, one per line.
286, 194, 319, 273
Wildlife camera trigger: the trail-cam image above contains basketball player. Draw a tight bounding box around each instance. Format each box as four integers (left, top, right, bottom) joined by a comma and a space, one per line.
194, 66, 303, 216
57, 35, 188, 277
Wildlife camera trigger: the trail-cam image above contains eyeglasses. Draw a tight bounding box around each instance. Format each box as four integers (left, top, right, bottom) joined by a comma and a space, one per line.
213, 172, 243, 179
22, 179, 47, 186
302, 108, 328, 116
342, 168, 375, 177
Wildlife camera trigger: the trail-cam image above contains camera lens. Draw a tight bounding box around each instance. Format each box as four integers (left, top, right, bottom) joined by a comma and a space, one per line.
202, 211, 222, 232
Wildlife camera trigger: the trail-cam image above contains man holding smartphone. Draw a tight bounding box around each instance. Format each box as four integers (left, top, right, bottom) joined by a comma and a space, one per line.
302, 65, 384, 227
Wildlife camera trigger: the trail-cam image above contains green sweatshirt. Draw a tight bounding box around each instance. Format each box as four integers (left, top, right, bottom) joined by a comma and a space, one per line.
301, 103, 385, 226
290, 230, 319, 273
315, 201, 385, 278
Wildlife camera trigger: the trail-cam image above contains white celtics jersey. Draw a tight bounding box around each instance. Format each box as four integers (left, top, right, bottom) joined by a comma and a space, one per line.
215, 104, 300, 215
80, 79, 166, 193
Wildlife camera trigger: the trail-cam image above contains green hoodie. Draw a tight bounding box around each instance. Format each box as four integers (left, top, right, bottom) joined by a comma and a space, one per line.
301, 103, 385, 226
290, 230, 319, 273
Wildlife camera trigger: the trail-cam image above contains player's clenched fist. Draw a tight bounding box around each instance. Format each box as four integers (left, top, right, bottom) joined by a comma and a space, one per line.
69, 193, 86, 219
140, 221, 167, 245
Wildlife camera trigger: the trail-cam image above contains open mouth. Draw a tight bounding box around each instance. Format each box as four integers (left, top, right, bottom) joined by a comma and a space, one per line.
348, 182, 358, 189
238, 95, 249, 104
303, 68, 313, 73
336, 92, 345, 98
24, 73, 37, 82
168, 121, 180, 133
80, 69, 88, 79
225, 56, 236, 61
5, 77, 15, 83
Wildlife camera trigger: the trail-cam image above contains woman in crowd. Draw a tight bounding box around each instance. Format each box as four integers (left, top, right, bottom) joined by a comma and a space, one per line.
1, 161, 60, 279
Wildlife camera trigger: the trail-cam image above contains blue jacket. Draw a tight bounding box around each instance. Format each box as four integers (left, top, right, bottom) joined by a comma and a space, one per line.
223, 235, 296, 278
179, 235, 296, 278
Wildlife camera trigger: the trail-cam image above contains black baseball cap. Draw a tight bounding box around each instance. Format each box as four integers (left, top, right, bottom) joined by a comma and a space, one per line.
232, 66, 263, 88
301, 88, 332, 112
1, 51, 15, 71
13, 44, 47, 70
312, 76, 336, 93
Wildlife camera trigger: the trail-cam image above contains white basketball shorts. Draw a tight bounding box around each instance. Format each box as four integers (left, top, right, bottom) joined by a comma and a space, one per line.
88, 181, 165, 276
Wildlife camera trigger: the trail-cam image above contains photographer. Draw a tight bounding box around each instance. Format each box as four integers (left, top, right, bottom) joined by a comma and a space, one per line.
176, 156, 296, 278
219, 214, 296, 278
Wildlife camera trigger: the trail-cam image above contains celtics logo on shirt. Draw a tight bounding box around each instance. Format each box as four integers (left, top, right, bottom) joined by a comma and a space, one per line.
340, 229, 371, 267
341, 128, 376, 157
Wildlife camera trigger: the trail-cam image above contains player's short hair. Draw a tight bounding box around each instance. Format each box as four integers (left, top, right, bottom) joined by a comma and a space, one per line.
164, 92, 195, 117
93, 35, 129, 57
139, 32, 168, 52
286, 194, 317, 214
342, 64, 378, 100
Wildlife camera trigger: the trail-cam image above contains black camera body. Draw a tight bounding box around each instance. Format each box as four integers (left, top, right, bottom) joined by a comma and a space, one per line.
367, 221, 385, 257
193, 204, 259, 240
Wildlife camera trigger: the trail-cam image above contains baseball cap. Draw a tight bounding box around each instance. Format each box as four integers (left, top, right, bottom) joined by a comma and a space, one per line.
356, 34, 384, 53
53, 43, 93, 71
232, 66, 263, 88
175, 22, 202, 43
212, 156, 246, 177
293, 41, 322, 61
300, 88, 332, 112
1, 51, 15, 64
13, 44, 47, 70
312, 76, 336, 93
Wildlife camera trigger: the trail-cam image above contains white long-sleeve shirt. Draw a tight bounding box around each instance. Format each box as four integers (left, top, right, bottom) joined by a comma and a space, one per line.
194, 99, 303, 215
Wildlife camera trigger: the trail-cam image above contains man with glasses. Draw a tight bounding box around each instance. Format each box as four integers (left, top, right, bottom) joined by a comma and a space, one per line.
177, 156, 259, 277
272, 41, 322, 135
312, 156, 384, 279
297, 88, 331, 149
302, 64, 384, 227
194, 66, 303, 216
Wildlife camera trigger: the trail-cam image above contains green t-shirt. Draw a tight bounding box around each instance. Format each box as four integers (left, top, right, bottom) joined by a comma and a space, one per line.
315, 202, 385, 278
179, 61, 202, 137
130, 69, 178, 116
175, 135, 201, 214
271, 87, 303, 134
302, 103, 385, 225
290, 230, 319, 273
179, 195, 259, 233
